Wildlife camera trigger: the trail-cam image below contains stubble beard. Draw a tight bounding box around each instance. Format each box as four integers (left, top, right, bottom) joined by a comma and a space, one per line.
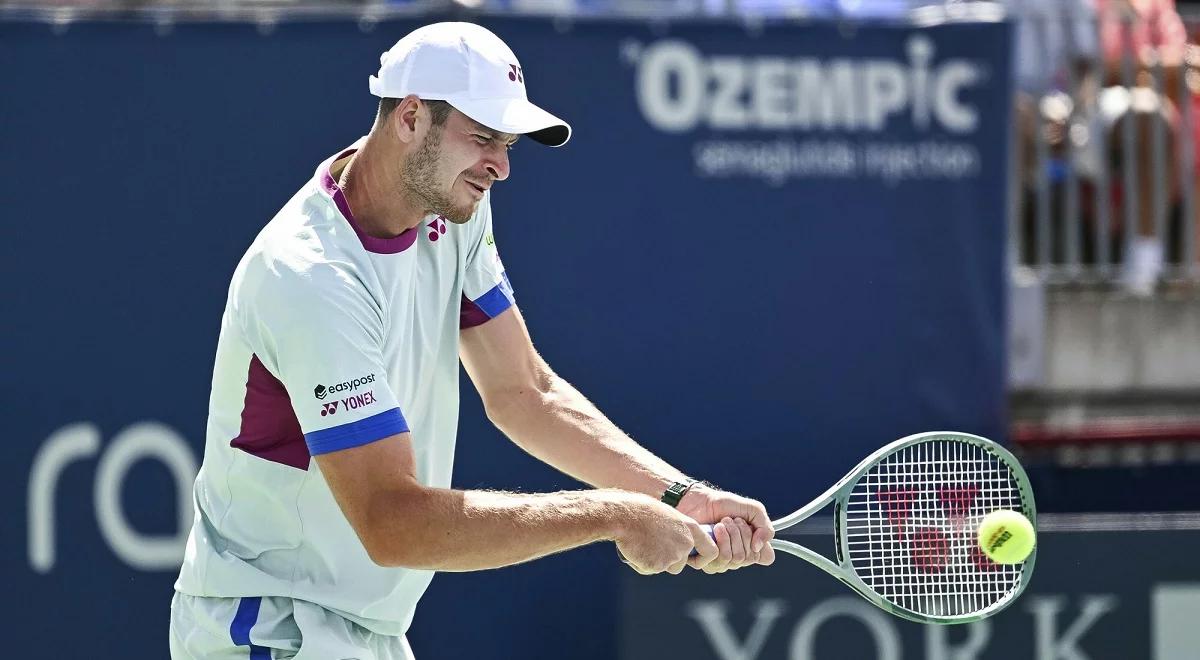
401, 126, 477, 224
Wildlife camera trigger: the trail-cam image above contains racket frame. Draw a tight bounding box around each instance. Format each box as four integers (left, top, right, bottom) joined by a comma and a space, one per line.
767, 431, 1037, 625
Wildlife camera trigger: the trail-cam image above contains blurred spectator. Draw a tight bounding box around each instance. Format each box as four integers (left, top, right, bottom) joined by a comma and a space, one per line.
1003, 0, 1198, 292
998, 0, 1099, 188
1001, 0, 1099, 97
1094, 0, 1197, 293
995, 0, 1100, 269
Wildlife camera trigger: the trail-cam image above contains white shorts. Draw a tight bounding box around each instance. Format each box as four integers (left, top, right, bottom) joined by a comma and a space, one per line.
170, 592, 415, 660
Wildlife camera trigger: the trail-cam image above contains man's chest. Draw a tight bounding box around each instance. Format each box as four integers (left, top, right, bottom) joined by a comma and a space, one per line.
371, 226, 470, 369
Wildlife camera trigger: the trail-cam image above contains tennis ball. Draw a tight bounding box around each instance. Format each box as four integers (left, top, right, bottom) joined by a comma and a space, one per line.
977, 510, 1035, 564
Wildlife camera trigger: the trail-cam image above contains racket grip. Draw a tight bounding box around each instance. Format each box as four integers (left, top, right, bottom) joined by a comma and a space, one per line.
689, 524, 716, 557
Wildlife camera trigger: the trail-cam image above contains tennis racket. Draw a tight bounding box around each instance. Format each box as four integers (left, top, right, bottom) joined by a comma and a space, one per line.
700, 431, 1036, 625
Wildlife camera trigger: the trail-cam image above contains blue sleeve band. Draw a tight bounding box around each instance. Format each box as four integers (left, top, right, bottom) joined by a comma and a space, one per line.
304, 407, 410, 455
472, 272, 515, 319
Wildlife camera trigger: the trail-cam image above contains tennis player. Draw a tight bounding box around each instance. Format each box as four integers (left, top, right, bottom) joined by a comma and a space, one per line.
170, 22, 773, 660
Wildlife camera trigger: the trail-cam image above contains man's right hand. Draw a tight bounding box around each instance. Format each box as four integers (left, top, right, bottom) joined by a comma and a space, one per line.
614, 498, 719, 575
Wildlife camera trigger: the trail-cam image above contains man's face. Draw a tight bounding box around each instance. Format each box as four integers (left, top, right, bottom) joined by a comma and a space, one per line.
401, 107, 517, 224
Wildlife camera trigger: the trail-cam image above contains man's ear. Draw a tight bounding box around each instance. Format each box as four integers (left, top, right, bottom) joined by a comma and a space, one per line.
392, 94, 424, 144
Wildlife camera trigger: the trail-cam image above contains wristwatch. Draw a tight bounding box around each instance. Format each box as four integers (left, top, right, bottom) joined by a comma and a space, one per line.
661, 479, 699, 508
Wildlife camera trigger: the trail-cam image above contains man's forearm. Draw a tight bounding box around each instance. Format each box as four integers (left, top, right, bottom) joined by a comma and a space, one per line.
486, 374, 691, 497
365, 487, 643, 571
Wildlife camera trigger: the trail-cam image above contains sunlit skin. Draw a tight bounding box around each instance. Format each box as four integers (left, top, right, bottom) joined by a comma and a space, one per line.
337, 94, 520, 237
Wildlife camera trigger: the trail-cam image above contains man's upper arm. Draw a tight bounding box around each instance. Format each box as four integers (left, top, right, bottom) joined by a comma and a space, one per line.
244, 264, 408, 454
460, 306, 549, 414
313, 431, 421, 563
457, 191, 541, 409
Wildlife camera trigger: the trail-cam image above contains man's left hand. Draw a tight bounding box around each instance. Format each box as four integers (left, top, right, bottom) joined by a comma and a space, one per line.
677, 485, 775, 573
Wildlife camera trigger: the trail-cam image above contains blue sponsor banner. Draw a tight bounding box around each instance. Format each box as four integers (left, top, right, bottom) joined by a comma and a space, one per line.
621, 526, 1200, 659
1, 15, 1010, 660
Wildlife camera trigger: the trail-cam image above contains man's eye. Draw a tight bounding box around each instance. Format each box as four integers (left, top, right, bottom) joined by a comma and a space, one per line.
473, 134, 491, 144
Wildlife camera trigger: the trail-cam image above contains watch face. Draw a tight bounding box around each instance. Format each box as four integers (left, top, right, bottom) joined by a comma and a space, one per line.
663, 482, 690, 506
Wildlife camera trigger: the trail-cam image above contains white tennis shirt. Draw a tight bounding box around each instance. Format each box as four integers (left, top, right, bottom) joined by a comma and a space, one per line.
174, 138, 514, 635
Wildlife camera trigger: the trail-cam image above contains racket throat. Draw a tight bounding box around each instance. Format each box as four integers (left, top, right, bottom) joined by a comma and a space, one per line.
833, 501, 847, 565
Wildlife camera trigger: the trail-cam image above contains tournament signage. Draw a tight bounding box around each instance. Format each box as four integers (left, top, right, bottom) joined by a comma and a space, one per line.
629, 34, 988, 185
3, 15, 1010, 660
622, 527, 1200, 660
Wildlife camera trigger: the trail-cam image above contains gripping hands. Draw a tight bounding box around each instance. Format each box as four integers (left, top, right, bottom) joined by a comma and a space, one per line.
614, 499, 718, 575
614, 488, 775, 575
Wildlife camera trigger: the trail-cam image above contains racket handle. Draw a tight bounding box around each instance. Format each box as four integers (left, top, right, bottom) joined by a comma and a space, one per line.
689, 524, 716, 557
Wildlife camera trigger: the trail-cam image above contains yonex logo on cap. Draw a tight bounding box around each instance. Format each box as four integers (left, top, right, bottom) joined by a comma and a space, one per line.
320, 402, 339, 417
367, 23, 570, 146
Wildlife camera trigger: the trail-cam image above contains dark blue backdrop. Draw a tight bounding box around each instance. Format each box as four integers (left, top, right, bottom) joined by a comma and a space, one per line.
1, 15, 1010, 659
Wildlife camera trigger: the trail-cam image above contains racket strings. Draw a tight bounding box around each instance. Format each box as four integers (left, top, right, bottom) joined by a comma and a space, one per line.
841, 439, 1029, 617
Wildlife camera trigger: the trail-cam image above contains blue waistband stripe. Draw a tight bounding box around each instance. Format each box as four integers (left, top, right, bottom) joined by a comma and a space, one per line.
230, 597, 271, 659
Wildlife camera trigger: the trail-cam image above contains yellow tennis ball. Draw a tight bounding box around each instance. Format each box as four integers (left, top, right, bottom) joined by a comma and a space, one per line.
977, 510, 1035, 564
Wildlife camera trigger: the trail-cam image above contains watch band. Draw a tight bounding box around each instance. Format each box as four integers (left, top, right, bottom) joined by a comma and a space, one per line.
661, 479, 698, 508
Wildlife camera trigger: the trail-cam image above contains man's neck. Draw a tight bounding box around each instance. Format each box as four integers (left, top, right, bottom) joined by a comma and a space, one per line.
337, 137, 428, 238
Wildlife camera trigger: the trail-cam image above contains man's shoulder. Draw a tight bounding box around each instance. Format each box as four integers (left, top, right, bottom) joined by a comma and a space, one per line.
246, 188, 364, 276
239, 247, 367, 306
233, 200, 376, 311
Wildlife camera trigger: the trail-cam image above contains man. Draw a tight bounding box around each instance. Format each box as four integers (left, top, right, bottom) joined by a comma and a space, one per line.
170, 22, 774, 660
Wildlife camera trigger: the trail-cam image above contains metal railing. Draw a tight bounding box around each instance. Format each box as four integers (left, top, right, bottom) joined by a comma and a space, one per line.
1012, 7, 1200, 293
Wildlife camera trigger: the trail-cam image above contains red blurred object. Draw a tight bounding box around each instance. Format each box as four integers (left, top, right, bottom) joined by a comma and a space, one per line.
910, 527, 950, 573
970, 544, 1002, 572
937, 485, 981, 517
1013, 420, 1200, 445
875, 488, 918, 537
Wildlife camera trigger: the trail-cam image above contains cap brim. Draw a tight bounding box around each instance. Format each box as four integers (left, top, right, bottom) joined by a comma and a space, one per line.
449, 97, 571, 147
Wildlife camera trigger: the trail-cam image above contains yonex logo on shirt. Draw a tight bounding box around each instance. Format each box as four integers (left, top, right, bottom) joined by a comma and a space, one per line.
342, 390, 377, 411
314, 373, 377, 400
428, 216, 447, 242
319, 391, 378, 418
507, 64, 523, 83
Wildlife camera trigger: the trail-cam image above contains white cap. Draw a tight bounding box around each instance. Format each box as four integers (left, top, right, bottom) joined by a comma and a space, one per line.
369, 22, 571, 147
